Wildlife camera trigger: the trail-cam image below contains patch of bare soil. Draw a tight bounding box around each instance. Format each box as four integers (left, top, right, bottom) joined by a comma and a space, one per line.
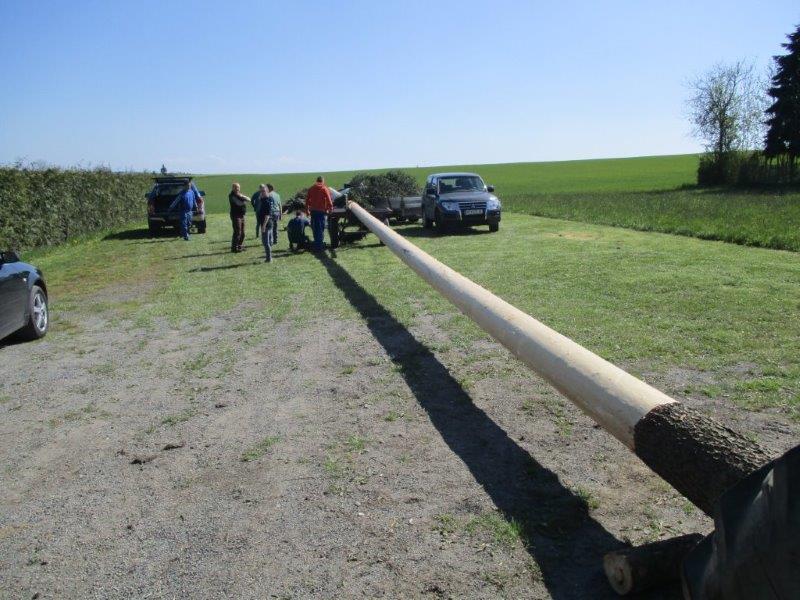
1, 265, 797, 599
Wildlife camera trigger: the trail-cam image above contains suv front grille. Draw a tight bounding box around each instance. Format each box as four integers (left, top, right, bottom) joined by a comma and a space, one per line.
458, 202, 487, 211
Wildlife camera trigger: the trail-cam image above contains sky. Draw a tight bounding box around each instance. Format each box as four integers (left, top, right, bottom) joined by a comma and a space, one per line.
0, 1, 798, 174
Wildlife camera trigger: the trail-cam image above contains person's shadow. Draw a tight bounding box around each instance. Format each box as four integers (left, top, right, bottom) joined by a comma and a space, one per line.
315, 252, 683, 599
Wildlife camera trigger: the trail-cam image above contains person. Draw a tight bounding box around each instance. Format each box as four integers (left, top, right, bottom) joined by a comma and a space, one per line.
251, 184, 267, 238
160, 164, 168, 175
286, 210, 311, 252
267, 183, 281, 245
169, 180, 199, 241
228, 182, 249, 252
258, 192, 276, 263
305, 176, 333, 252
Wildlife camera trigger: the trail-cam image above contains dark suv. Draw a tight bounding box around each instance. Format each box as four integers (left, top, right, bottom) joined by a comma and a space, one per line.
145, 176, 206, 236
422, 172, 501, 233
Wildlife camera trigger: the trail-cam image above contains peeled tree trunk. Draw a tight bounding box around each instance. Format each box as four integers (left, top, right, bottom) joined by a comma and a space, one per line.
347, 201, 770, 515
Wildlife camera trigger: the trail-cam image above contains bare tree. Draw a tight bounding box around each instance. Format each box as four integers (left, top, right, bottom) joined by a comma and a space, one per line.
687, 61, 767, 157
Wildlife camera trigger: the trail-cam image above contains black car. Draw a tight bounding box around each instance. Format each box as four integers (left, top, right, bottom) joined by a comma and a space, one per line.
422, 172, 501, 233
145, 176, 206, 236
0, 251, 49, 342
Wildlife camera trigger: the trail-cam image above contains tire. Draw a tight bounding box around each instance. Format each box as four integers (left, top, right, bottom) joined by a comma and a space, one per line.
148, 223, 160, 237
18, 285, 48, 341
407, 217, 419, 223
489, 222, 499, 232
197, 221, 207, 234
423, 210, 433, 229
435, 211, 447, 234
329, 218, 340, 249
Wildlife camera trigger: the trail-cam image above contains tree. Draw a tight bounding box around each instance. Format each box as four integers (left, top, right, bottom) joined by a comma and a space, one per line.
764, 24, 800, 175
687, 61, 768, 184
688, 61, 766, 156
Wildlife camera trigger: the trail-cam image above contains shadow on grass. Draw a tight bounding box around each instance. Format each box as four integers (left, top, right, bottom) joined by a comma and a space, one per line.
314, 253, 679, 599
103, 228, 176, 241
398, 225, 494, 239
188, 251, 294, 272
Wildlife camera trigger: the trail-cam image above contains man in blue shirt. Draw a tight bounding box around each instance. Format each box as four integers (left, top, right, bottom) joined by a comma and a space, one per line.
170, 181, 199, 240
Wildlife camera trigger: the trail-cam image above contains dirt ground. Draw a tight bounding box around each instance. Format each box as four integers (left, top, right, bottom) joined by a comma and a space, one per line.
1, 257, 797, 599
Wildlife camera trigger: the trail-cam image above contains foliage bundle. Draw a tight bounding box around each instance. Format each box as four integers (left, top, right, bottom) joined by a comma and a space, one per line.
345, 170, 419, 207
0, 165, 152, 250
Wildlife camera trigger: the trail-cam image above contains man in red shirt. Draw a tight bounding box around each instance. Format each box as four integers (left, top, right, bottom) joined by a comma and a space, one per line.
305, 176, 333, 252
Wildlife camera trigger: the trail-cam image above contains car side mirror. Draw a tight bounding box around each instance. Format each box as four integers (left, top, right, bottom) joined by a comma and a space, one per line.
487, 185, 495, 193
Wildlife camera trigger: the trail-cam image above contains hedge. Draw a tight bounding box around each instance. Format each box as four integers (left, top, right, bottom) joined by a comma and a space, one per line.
0, 166, 153, 250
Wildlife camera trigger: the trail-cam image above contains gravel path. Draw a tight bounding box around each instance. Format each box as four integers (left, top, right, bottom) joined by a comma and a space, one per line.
1, 259, 796, 599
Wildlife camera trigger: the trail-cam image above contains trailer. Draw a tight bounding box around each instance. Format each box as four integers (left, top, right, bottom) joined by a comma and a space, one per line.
327, 204, 392, 249
388, 195, 422, 223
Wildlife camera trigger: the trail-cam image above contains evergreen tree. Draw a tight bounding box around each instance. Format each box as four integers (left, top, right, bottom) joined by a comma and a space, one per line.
764, 24, 800, 173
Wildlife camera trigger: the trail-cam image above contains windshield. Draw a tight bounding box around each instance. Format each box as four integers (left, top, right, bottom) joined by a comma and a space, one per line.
437, 176, 485, 194
153, 184, 185, 197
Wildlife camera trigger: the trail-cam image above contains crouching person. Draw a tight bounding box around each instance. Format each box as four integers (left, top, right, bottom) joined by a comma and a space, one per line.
286, 210, 311, 252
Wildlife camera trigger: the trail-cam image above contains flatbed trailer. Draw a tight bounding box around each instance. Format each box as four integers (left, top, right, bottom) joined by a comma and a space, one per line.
327, 205, 392, 249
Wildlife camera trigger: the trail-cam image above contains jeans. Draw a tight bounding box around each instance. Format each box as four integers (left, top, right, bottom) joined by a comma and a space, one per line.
310, 211, 327, 251
230, 214, 245, 251
261, 222, 274, 262
180, 211, 193, 240
255, 215, 262, 239
272, 215, 280, 245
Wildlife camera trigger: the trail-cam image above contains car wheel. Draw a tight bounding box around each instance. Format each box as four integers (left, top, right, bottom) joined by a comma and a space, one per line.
435, 211, 447, 234
148, 223, 160, 237
18, 285, 48, 341
197, 221, 207, 234
423, 212, 433, 229
489, 222, 499, 232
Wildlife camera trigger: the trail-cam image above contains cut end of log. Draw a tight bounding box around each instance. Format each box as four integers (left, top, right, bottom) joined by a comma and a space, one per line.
603, 534, 704, 595
604, 552, 635, 595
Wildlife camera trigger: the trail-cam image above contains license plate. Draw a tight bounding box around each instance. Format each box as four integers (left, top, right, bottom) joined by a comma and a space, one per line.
464, 209, 483, 216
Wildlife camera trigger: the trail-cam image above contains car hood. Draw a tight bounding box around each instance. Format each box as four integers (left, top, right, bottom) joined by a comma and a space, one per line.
439, 190, 499, 203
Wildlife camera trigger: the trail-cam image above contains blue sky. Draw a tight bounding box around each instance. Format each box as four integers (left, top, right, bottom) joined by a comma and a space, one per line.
0, 1, 797, 173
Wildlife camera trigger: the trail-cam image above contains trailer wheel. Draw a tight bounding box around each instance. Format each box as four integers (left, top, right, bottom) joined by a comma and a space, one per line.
329, 218, 340, 249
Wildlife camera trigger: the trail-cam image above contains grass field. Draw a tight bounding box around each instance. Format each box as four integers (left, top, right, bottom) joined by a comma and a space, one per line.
194, 154, 800, 252
194, 154, 698, 214
27, 211, 800, 419
503, 188, 800, 251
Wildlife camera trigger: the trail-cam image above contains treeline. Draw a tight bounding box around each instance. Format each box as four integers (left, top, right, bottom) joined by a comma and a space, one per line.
0, 165, 152, 250
689, 24, 800, 186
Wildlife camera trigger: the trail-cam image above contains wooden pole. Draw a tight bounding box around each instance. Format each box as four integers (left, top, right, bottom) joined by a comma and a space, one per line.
347, 202, 770, 515
603, 534, 703, 595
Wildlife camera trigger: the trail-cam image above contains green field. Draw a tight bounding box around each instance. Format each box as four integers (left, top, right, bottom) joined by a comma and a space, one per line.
28, 211, 800, 420
195, 154, 698, 214
194, 154, 800, 252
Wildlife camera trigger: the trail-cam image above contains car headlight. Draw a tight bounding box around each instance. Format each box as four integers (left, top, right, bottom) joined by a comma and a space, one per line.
441, 201, 460, 211
487, 198, 501, 210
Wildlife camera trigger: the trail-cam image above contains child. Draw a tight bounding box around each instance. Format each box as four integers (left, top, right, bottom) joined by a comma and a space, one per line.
286, 210, 311, 252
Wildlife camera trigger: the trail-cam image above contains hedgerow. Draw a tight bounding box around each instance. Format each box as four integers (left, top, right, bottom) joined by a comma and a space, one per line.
0, 165, 152, 250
